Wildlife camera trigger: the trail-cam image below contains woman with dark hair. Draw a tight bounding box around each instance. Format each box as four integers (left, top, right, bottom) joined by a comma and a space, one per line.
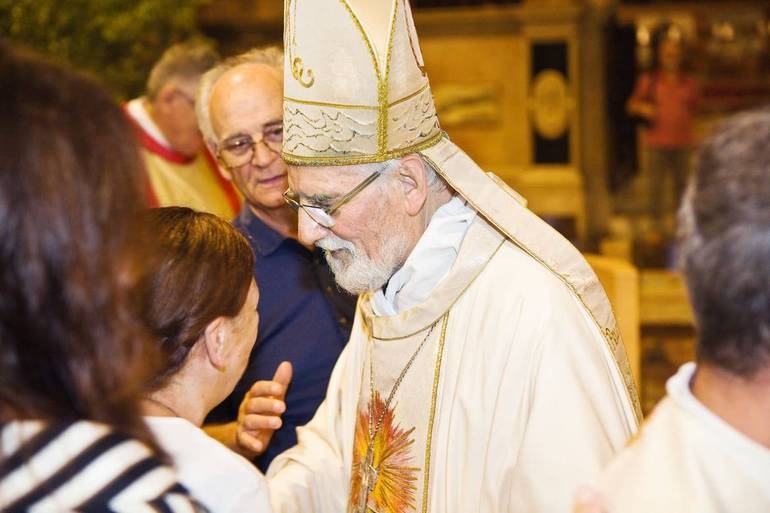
626, 23, 700, 240
128, 207, 271, 513
0, 43, 202, 511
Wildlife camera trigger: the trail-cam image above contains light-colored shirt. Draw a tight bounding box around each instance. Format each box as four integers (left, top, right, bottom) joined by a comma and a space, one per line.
598, 363, 770, 513
146, 416, 272, 513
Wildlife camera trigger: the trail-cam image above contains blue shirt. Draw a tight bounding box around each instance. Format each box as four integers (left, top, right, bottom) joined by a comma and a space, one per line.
206, 207, 356, 471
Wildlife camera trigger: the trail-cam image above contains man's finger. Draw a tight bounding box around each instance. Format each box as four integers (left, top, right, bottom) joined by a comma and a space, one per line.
272, 361, 293, 392
237, 430, 264, 454
248, 379, 286, 398
243, 396, 285, 416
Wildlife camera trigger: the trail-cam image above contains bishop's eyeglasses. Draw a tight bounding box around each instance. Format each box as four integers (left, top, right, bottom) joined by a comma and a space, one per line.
283, 170, 383, 228
217, 124, 283, 170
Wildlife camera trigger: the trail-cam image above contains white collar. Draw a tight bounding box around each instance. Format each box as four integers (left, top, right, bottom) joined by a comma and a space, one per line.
126, 97, 172, 149
667, 362, 770, 459
371, 196, 476, 317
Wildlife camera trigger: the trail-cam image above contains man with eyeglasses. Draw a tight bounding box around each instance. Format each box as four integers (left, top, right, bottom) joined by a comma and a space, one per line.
194, 46, 357, 472
124, 41, 241, 219
245, 2, 641, 513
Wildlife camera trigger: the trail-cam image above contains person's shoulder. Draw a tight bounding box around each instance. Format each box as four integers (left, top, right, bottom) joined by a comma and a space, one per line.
476, 238, 576, 311
178, 432, 269, 513
598, 397, 697, 509
147, 418, 267, 503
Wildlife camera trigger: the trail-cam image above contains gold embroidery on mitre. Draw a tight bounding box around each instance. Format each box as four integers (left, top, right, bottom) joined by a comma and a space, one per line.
283, 0, 442, 167
291, 57, 315, 88
285, 0, 315, 88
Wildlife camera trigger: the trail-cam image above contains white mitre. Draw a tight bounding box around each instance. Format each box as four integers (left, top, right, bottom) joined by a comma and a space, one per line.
283, 0, 441, 164
283, 0, 642, 420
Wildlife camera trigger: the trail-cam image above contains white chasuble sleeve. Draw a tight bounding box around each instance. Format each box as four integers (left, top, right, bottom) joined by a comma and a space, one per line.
505, 288, 633, 512
426, 241, 636, 513
266, 307, 367, 513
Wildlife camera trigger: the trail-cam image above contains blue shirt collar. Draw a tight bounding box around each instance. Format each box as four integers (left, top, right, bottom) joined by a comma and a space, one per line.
235, 206, 287, 256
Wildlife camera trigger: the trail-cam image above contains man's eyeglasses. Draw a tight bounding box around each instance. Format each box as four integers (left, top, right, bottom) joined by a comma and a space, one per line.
217, 125, 283, 170
283, 170, 383, 228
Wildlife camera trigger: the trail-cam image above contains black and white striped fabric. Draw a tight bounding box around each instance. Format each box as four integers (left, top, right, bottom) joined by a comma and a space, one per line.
0, 420, 207, 512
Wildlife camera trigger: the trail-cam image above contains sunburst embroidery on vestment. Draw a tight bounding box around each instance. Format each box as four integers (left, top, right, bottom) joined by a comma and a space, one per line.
349, 391, 420, 513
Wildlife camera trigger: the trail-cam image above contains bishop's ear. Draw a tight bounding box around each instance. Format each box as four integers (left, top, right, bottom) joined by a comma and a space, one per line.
202, 317, 227, 371
395, 154, 429, 216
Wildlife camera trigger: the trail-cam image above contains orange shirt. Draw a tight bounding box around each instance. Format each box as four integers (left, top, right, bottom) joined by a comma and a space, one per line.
631, 71, 700, 149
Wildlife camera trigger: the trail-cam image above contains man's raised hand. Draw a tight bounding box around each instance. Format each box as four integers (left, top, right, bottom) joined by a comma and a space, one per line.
235, 361, 293, 456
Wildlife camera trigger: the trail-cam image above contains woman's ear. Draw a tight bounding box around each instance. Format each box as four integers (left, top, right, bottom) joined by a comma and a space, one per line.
202, 317, 227, 371
396, 154, 429, 216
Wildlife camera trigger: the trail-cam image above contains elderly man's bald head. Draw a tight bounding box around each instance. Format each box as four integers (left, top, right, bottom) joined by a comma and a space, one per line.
196, 46, 283, 149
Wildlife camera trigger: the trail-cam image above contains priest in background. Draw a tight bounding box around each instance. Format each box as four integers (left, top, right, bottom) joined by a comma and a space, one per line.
240, 1, 641, 512
576, 108, 770, 513
125, 41, 241, 218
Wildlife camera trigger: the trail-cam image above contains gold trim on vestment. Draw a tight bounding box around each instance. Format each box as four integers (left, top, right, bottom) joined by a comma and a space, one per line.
339, 0, 381, 78
283, 96, 379, 111
283, 130, 444, 167
379, 0, 399, 155
419, 151, 643, 423
368, 238, 504, 342
285, 0, 315, 88
389, 82, 430, 108
283, 82, 430, 112
421, 312, 449, 513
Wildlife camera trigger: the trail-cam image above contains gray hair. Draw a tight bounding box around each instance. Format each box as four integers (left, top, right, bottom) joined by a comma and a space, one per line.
146, 41, 219, 100
677, 107, 770, 377
356, 155, 448, 193
195, 46, 283, 149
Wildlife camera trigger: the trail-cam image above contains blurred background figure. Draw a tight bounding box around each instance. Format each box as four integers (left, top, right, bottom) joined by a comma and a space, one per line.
196, 47, 356, 471
127, 207, 272, 513
0, 42, 201, 512
125, 41, 242, 219
626, 23, 700, 247
577, 108, 770, 513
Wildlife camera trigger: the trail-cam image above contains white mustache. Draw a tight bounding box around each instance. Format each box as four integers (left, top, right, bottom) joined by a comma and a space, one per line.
316, 235, 356, 254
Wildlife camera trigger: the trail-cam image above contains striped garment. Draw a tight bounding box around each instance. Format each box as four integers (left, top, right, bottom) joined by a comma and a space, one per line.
0, 420, 207, 512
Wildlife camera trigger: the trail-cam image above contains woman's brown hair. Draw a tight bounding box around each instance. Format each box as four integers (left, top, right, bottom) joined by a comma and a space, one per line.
0, 42, 157, 447
127, 207, 255, 389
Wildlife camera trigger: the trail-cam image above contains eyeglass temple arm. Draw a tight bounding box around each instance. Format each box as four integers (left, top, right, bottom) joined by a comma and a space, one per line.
327, 171, 382, 216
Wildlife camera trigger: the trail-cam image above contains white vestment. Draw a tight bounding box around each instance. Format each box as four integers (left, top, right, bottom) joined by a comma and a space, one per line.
598, 363, 770, 513
267, 213, 638, 513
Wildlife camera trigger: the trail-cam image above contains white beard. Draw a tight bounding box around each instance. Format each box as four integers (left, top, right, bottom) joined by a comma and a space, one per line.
316, 231, 410, 295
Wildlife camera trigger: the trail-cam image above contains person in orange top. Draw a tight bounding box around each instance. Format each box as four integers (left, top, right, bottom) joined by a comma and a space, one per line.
125, 41, 241, 218
627, 24, 700, 234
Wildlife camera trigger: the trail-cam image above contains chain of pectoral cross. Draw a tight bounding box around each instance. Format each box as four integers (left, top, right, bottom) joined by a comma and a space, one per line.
355, 318, 441, 513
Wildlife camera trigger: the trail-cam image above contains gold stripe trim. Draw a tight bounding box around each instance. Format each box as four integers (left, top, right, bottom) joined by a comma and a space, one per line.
378, 0, 400, 154
370, 239, 505, 342
422, 312, 449, 513
419, 152, 644, 423
339, 0, 381, 79
283, 96, 378, 111
282, 130, 444, 167
389, 82, 430, 108
283, 82, 429, 111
